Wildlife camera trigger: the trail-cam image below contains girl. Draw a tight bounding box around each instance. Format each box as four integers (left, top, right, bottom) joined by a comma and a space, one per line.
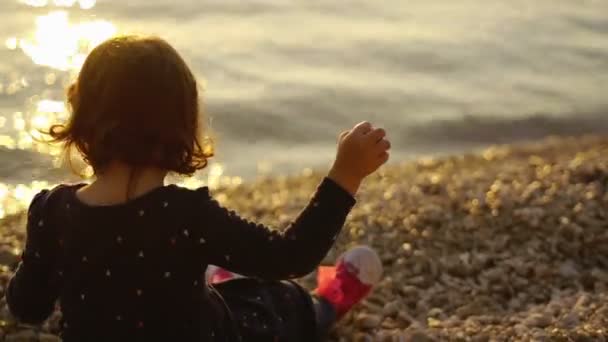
6, 36, 391, 341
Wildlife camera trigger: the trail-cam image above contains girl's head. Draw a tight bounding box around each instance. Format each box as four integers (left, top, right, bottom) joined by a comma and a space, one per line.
49, 35, 213, 176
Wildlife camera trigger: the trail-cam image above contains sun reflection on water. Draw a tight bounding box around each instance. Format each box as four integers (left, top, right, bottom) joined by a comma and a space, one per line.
19, 0, 97, 9
5, 38, 18, 50
0, 181, 53, 219
19, 11, 116, 71
0, 3, 120, 218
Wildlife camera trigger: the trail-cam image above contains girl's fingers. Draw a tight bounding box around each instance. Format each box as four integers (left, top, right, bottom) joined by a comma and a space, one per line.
376, 138, 391, 151
378, 151, 390, 164
367, 128, 386, 142
353, 121, 373, 135
339, 130, 350, 141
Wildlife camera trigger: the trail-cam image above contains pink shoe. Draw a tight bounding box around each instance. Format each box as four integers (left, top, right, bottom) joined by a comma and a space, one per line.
314, 246, 383, 318
205, 265, 241, 284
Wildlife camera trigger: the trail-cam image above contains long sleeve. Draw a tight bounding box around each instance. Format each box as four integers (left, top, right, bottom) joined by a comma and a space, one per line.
7, 190, 61, 324
193, 177, 356, 280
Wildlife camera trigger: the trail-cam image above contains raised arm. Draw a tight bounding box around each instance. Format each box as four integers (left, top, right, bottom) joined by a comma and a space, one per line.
194, 177, 355, 280
194, 121, 391, 280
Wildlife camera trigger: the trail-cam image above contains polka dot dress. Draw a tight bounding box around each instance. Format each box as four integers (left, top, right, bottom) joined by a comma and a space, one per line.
5, 178, 355, 342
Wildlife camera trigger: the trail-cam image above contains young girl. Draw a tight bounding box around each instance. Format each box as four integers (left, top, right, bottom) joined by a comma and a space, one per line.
6, 36, 391, 341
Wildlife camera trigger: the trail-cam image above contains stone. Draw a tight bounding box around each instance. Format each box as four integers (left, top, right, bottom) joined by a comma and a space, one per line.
513, 324, 528, 335
0, 246, 19, 266
39, 334, 61, 342
427, 307, 445, 319
5, 330, 37, 342
406, 329, 436, 342
355, 313, 382, 329
557, 312, 579, 329
382, 301, 400, 317
523, 313, 552, 328
558, 260, 579, 278
354, 333, 374, 342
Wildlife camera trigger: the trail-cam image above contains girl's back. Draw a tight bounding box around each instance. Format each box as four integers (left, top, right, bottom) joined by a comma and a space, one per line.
15, 184, 223, 340
43, 184, 212, 340
11, 178, 356, 341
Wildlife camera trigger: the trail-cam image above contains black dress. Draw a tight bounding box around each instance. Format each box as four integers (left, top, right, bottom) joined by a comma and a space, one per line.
6, 178, 355, 341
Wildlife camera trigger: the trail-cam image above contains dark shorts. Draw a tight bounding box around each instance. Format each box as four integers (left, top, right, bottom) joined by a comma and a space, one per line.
212, 278, 319, 342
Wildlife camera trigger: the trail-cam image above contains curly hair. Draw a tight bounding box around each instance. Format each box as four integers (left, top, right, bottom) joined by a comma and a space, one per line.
48, 35, 213, 176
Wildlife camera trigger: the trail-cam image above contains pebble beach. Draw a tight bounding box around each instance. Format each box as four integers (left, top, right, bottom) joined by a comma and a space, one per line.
0, 135, 607, 341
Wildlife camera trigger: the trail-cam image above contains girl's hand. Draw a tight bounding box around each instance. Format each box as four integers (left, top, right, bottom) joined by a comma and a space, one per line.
328, 121, 391, 195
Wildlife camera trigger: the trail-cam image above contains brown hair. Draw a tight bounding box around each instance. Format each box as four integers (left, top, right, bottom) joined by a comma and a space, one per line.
48, 35, 213, 176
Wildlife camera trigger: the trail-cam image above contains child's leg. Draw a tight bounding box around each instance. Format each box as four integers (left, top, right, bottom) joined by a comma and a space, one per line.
311, 295, 337, 339
211, 277, 319, 341
209, 245, 383, 340
313, 246, 383, 319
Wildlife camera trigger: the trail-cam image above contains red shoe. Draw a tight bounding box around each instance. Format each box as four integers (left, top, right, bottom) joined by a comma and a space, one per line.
205, 265, 240, 284
314, 246, 383, 318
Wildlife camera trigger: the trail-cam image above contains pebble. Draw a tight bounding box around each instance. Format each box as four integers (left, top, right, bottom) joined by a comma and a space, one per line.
0, 246, 19, 266
405, 330, 436, 342
557, 312, 579, 329
427, 308, 444, 319
523, 313, 552, 328
355, 313, 382, 329
382, 301, 400, 317
39, 333, 61, 342
5, 330, 37, 342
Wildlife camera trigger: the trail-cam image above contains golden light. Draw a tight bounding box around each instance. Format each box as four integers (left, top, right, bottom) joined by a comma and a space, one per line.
37, 99, 65, 114
45, 72, 57, 85
13, 185, 31, 202
19, 0, 97, 9
27, 99, 66, 154
0, 184, 8, 200
18, 133, 34, 150
31, 114, 51, 130
5, 38, 18, 50
1, 99, 67, 154
13, 113, 26, 131
177, 178, 206, 190
0, 181, 53, 219
0, 136, 16, 149
53, 0, 77, 6
207, 163, 225, 189
19, 11, 117, 71
19, 0, 48, 7
77, 20, 117, 49
78, 0, 96, 10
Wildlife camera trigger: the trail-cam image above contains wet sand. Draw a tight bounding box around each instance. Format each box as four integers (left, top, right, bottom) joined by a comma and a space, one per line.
0, 135, 607, 341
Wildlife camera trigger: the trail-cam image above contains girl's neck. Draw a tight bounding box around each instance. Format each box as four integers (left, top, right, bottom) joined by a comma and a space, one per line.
76, 161, 168, 206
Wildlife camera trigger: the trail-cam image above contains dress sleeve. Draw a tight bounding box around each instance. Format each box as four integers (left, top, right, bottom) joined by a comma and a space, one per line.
6, 189, 61, 324
192, 177, 356, 280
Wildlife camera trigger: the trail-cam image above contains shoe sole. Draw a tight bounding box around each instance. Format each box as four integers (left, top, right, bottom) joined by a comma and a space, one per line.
338, 245, 383, 286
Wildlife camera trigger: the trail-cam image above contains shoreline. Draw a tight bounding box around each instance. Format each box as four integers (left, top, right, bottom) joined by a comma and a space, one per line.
0, 134, 607, 340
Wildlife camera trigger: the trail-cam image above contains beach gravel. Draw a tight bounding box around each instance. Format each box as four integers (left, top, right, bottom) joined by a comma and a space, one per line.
0, 135, 607, 341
